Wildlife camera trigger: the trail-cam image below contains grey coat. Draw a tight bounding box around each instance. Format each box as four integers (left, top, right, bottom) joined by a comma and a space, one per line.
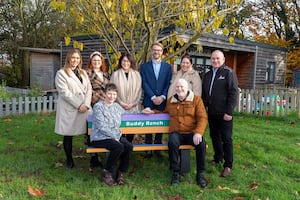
54, 68, 92, 135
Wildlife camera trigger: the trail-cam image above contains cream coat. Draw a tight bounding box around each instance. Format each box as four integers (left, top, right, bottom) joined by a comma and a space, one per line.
167, 69, 202, 98
55, 68, 92, 135
110, 68, 142, 111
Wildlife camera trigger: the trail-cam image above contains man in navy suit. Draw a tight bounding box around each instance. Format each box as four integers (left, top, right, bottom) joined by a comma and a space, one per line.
140, 42, 172, 158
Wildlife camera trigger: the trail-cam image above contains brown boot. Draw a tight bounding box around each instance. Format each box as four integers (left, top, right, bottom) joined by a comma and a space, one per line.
100, 169, 115, 186
117, 171, 125, 185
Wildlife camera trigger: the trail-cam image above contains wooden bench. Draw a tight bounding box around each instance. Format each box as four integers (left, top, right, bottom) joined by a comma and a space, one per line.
86, 113, 194, 173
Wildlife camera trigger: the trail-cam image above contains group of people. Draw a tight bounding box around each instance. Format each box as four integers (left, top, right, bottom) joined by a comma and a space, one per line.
54, 43, 239, 188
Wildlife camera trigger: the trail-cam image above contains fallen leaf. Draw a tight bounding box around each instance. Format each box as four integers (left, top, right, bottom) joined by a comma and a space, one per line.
143, 173, 150, 178
7, 141, 15, 145
250, 182, 259, 190
0, 194, 3, 199
217, 185, 240, 194
296, 143, 300, 146
217, 185, 230, 190
54, 162, 63, 168
231, 189, 240, 194
168, 194, 182, 200
56, 141, 63, 148
3, 118, 11, 122
234, 197, 244, 200
28, 185, 45, 197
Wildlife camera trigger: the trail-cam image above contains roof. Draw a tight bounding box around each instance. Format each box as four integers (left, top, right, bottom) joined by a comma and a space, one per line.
19, 47, 60, 54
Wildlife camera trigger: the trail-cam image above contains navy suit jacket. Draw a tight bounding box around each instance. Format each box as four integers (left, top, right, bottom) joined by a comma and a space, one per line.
140, 60, 172, 111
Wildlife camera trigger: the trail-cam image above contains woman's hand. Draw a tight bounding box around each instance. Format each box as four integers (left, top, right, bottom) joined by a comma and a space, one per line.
141, 107, 154, 114
78, 104, 88, 113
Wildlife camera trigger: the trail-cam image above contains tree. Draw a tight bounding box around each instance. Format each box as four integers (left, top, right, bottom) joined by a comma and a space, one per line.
52, 0, 243, 69
234, 0, 300, 86
0, 0, 78, 86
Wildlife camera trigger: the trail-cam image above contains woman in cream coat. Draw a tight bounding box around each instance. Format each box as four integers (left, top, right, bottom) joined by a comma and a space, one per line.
110, 53, 142, 142
55, 49, 92, 168
167, 54, 202, 98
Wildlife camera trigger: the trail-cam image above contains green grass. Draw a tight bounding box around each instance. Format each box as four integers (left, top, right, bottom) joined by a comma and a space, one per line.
0, 113, 300, 200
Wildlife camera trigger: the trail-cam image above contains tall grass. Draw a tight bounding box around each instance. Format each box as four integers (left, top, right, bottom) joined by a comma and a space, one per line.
0, 113, 299, 199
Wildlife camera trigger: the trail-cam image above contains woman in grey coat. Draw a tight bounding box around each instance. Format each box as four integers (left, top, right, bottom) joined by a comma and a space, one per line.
55, 49, 92, 168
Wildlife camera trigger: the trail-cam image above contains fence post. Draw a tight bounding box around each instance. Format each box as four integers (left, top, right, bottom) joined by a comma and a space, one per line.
12, 98, 17, 115
37, 96, 42, 113
18, 97, 23, 115
25, 97, 29, 114
43, 96, 47, 113
49, 96, 53, 112
5, 98, 10, 116
0, 98, 3, 117
31, 97, 36, 113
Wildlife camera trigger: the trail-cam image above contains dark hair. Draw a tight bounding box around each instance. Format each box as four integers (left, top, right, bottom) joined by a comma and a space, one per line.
86, 51, 108, 72
104, 83, 118, 93
181, 54, 193, 64
117, 53, 136, 70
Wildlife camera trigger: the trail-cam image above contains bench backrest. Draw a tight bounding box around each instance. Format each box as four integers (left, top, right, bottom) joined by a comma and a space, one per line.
87, 113, 170, 135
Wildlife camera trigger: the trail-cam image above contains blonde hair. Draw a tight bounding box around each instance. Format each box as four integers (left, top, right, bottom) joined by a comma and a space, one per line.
63, 49, 84, 77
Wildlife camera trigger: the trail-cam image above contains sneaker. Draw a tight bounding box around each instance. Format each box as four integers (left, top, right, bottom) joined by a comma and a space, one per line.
197, 173, 207, 188
171, 172, 180, 185
100, 169, 115, 186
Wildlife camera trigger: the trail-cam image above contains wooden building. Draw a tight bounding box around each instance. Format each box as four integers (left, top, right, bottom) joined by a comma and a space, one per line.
20, 47, 60, 91
60, 34, 287, 90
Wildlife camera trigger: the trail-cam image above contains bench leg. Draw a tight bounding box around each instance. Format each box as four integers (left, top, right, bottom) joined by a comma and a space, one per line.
180, 150, 190, 174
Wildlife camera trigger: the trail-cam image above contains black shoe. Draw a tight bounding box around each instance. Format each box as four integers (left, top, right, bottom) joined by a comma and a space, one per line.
196, 173, 207, 188
144, 151, 152, 158
66, 158, 74, 169
171, 172, 180, 185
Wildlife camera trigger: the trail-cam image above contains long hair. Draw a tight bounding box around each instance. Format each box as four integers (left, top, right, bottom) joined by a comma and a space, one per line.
86, 51, 108, 73
63, 49, 84, 76
116, 53, 136, 70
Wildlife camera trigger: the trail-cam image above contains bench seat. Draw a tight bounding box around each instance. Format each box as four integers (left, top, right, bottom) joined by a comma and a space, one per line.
86, 144, 195, 153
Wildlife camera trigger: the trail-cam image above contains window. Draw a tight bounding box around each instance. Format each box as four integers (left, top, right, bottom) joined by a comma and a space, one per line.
266, 62, 276, 83
193, 57, 211, 76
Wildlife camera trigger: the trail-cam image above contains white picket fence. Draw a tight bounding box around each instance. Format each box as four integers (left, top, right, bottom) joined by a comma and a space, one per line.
0, 96, 57, 117
1, 88, 300, 118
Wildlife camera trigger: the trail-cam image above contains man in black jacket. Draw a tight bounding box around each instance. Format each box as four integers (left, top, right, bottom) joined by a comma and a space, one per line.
202, 50, 238, 177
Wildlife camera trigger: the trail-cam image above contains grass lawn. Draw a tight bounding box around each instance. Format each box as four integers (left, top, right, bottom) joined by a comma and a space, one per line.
0, 112, 300, 200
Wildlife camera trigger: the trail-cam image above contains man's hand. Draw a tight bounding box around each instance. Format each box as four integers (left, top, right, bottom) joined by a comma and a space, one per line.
223, 113, 233, 121
152, 96, 164, 105
193, 133, 202, 145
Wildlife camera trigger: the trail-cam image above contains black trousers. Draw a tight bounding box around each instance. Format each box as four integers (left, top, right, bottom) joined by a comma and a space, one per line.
168, 132, 206, 173
208, 114, 233, 168
91, 137, 133, 173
